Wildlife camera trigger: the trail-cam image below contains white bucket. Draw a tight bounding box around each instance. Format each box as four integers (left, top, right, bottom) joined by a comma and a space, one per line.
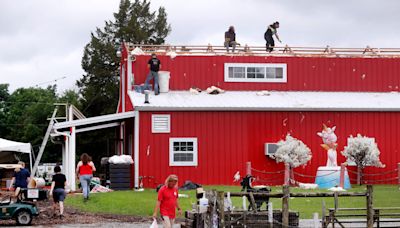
28, 177, 46, 188
158, 71, 170, 93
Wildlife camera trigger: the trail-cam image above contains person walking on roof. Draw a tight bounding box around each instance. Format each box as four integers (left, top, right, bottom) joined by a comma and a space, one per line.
225, 26, 237, 52
153, 174, 182, 228
264, 21, 282, 52
144, 53, 161, 95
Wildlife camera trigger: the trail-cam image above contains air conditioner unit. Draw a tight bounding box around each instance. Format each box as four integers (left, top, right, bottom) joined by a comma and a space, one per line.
265, 143, 279, 158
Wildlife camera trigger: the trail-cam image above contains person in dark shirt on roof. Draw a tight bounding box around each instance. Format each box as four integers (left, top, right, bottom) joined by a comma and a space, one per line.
224, 26, 237, 52
50, 166, 66, 219
264, 21, 282, 52
144, 53, 161, 95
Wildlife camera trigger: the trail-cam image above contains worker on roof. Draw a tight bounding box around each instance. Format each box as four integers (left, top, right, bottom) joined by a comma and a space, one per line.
264, 21, 282, 52
224, 26, 237, 52
144, 53, 161, 95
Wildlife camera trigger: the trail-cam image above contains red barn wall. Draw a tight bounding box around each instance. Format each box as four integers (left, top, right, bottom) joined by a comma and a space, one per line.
131, 55, 400, 93
138, 111, 400, 188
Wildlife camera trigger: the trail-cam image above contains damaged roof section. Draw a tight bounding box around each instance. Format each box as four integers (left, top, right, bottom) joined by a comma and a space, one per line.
129, 90, 400, 111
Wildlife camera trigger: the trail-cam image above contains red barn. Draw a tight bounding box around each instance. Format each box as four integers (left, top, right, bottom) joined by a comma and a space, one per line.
117, 44, 400, 188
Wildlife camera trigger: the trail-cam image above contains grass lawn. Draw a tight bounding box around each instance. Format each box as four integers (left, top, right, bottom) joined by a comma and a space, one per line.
65, 185, 400, 219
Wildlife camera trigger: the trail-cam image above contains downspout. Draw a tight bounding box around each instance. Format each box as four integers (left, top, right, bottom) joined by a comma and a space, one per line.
134, 110, 140, 189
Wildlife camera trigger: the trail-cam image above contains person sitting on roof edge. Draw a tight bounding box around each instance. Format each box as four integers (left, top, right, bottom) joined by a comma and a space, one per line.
264, 21, 282, 52
144, 53, 161, 95
225, 26, 237, 53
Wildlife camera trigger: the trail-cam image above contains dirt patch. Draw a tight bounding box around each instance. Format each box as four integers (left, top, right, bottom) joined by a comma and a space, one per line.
0, 191, 151, 226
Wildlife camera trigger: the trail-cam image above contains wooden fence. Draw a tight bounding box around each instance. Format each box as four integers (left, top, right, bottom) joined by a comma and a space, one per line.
183, 185, 398, 228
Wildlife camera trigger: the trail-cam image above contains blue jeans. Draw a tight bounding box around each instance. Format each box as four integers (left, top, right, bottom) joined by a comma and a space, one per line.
80, 175, 92, 199
144, 71, 159, 94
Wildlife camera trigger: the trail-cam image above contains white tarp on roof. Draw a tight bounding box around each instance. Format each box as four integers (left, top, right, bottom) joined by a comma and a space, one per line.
128, 90, 400, 111
0, 138, 31, 154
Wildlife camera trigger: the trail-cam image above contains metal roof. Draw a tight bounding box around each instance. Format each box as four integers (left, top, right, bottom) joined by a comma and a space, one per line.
129, 91, 400, 112
53, 111, 135, 130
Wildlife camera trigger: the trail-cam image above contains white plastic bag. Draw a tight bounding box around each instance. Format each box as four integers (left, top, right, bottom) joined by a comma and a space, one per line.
150, 218, 158, 228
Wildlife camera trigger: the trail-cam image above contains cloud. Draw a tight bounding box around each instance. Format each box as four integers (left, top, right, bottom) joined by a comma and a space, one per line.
1, 0, 400, 93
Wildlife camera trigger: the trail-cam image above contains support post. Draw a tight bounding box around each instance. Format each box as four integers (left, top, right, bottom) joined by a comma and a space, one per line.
246, 161, 251, 176
64, 137, 69, 184
339, 163, 346, 188
217, 191, 225, 227
313, 213, 319, 228
69, 126, 76, 191
133, 110, 140, 189
398, 163, 400, 188
366, 185, 374, 228
268, 202, 273, 227
334, 192, 339, 211
284, 163, 290, 185
282, 185, 290, 227
31, 108, 58, 177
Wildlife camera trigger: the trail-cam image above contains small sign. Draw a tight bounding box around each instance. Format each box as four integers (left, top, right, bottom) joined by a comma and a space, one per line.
27, 189, 39, 199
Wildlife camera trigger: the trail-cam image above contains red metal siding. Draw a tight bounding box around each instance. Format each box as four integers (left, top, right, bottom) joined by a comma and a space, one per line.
138, 111, 400, 187
131, 55, 400, 93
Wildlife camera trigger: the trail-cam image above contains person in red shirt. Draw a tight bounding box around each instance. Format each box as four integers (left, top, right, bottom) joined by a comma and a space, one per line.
76, 153, 96, 202
153, 175, 182, 228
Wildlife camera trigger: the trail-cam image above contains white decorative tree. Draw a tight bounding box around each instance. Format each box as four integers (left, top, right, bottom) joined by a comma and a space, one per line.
341, 134, 385, 185
274, 134, 312, 168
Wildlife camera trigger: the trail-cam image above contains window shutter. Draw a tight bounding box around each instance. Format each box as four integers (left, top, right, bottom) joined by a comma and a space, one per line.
152, 115, 171, 133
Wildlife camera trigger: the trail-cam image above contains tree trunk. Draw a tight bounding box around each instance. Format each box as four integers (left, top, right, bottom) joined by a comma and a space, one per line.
357, 165, 362, 185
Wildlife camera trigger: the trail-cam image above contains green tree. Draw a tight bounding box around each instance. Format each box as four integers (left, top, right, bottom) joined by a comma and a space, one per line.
78, 0, 171, 117
2, 86, 61, 162
0, 84, 10, 137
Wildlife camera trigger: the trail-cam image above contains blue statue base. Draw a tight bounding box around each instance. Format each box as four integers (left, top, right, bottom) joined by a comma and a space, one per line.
315, 166, 351, 189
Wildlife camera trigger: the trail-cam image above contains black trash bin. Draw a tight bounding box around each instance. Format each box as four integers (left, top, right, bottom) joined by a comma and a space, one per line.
109, 164, 132, 190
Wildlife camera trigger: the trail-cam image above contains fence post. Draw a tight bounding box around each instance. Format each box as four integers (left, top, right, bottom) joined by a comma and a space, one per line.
217, 191, 225, 227
366, 185, 374, 228
282, 185, 290, 227
284, 163, 290, 185
313, 213, 319, 228
246, 161, 251, 176
339, 163, 346, 188
268, 202, 273, 227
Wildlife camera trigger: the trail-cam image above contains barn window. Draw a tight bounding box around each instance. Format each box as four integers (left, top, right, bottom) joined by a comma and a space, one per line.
224, 63, 287, 83
152, 114, 170, 133
169, 138, 198, 166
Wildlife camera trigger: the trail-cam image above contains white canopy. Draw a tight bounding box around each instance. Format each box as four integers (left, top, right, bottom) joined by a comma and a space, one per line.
0, 138, 31, 154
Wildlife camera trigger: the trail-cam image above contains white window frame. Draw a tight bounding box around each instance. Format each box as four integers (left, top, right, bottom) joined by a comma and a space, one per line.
224, 63, 287, 83
152, 114, 171, 133
169, 138, 198, 166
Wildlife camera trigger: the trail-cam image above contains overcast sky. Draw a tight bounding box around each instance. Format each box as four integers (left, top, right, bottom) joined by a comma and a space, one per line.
1, 0, 400, 93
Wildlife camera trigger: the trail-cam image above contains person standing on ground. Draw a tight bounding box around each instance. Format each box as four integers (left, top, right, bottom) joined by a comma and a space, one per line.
49, 166, 66, 219
224, 26, 237, 52
264, 21, 282, 52
76, 153, 96, 202
153, 175, 182, 228
9, 161, 30, 190
144, 53, 161, 95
